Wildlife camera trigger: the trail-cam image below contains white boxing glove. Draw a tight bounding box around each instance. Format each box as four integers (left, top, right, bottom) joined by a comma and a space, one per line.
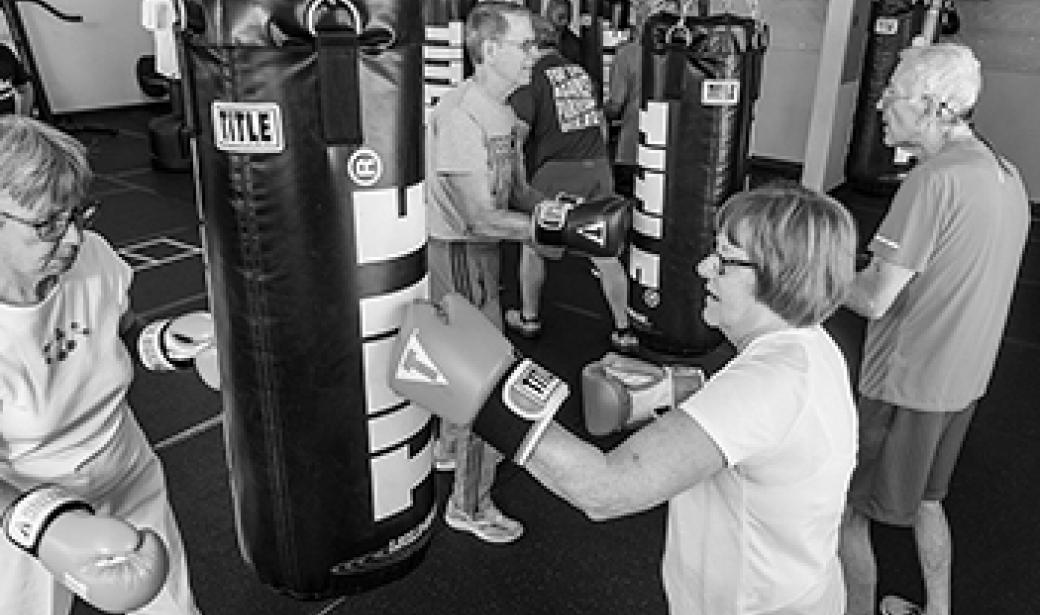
581, 353, 704, 436
137, 311, 219, 388
2, 485, 170, 614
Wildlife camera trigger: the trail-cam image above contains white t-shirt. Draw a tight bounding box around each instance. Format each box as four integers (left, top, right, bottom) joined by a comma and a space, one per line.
663, 327, 857, 615
0, 231, 134, 483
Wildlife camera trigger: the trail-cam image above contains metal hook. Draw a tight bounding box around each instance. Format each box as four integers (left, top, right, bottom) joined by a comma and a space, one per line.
665, 22, 692, 45
306, 0, 362, 37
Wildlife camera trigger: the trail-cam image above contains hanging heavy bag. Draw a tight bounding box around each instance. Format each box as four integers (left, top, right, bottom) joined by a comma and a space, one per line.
627, 10, 767, 357
180, 0, 433, 599
845, 0, 925, 196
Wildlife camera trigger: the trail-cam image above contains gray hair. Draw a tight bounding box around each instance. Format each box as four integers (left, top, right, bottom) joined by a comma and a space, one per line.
716, 182, 857, 327
895, 43, 982, 121
465, 1, 532, 65
0, 115, 92, 216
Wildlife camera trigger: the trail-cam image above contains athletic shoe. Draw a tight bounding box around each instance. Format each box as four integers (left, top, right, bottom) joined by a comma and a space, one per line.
443, 499, 524, 544
610, 328, 639, 352
879, 595, 924, 615
504, 309, 542, 338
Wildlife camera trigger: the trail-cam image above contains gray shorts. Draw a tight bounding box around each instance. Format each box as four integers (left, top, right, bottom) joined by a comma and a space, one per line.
847, 396, 976, 526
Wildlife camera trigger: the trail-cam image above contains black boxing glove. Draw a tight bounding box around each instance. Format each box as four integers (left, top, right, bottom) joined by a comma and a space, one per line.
532, 194, 631, 258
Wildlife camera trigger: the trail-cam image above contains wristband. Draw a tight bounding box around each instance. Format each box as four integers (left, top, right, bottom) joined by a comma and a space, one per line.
137, 318, 192, 371
473, 358, 569, 466
3, 485, 93, 555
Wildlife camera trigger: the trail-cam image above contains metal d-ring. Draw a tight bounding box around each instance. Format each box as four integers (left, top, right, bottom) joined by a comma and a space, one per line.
306, 0, 362, 37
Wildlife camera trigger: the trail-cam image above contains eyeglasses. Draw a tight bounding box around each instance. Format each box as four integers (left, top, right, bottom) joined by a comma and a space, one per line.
498, 37, 538, 54
705, 251, 757, 276
877, 86, 920, 108
0, 199, 100, 242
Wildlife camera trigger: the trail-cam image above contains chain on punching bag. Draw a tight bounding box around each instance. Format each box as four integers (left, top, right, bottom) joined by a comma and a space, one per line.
627, 9, 767, 356
180, 0, 433, 598
845, 0, 925, 195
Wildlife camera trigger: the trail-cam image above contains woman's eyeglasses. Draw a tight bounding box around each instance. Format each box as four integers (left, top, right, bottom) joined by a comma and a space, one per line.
0, 199, 100, 242
705, 251, 757, 276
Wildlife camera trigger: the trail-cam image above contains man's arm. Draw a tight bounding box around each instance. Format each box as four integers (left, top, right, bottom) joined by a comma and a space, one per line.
439, 171, 536, 242
844, 255, 915, 320
525, 409, 725, 521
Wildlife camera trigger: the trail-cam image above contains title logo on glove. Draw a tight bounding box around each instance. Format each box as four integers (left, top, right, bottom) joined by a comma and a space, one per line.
576, 220, 607, 248
395, 330, 448, 386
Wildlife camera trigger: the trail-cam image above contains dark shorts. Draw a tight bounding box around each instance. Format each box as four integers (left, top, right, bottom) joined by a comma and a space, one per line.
847, 396, 976, 526
527, 158, 615, 260
530, 157, 615, 201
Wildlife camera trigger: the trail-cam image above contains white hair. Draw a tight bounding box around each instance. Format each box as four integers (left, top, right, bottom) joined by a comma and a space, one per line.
895, 43, 982, 120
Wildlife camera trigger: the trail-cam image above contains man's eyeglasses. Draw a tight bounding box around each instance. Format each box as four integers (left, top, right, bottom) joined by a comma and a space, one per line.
877, 86, 919, 108
705, 251, 757, 276
0, 199, 100, 242
498, 37, 538, 54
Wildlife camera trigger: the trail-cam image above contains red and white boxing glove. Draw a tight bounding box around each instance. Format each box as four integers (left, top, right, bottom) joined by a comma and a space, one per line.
2, 484, 170, 613
581, 353, 705, 436
137, 311, 220, 389
532, 193, 631, 258
388, 293, 569, 465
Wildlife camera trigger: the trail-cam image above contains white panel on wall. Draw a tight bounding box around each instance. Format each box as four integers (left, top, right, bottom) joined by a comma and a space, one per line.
748, 0, 826, 163
15, 0, 152, 113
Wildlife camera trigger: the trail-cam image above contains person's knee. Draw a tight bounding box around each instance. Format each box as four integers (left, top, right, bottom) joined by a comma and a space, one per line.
917, 499, 945, 518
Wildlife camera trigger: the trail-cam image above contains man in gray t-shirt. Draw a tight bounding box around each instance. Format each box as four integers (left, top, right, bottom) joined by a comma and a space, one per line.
839, 44, 1029, 615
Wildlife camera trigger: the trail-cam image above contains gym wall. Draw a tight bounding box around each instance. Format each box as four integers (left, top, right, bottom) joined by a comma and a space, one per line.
8, 0, 152, 113
1, 1, 1035, 199
751, 0, 1039, 201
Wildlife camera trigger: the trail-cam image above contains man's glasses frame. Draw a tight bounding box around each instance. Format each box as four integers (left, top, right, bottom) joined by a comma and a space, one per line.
497, 37, 539, 54
0, 199, 100, 242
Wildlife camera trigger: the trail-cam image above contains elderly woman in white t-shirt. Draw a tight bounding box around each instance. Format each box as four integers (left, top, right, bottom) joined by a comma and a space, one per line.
521, 181, 860, 615
0, 115, 201, 615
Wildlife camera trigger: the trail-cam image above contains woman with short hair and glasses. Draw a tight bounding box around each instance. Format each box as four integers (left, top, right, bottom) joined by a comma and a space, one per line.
501, 181, 861, 614
0, 115, 202, 615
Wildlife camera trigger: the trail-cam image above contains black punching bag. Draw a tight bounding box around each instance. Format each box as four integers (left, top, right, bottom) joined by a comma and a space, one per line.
845, 0, 925, 195
423, 0, 470, 122
627, 12, 768, 356
180, 0, 433, 598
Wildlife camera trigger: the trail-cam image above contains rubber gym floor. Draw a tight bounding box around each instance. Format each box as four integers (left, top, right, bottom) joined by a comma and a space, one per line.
65, 106, 1038, 615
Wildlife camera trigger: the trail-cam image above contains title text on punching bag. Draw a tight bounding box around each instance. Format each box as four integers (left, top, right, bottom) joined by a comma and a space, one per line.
211, 101, 285, 154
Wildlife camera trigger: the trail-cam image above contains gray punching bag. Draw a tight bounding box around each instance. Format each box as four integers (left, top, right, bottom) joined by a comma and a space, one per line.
180, 0, 433, 598
627, 11, 768, 356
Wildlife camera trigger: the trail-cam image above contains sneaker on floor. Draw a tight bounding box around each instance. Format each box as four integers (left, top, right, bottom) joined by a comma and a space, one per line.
610, 328, 639, 352
505, 309, 542, 339
879, 595, 924, 615
443, 500, 524, 544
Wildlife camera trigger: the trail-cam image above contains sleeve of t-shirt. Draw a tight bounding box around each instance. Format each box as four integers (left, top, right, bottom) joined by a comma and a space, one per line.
869, 168, 947, 272
509, 84, 535, 128
431, 108, 487, 176
86, 231, 134, 315
678, 340, 807, 466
